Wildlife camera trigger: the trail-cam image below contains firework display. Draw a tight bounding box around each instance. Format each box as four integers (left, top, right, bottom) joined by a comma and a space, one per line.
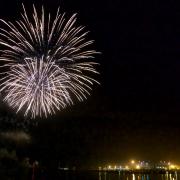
0, 5, 99, 118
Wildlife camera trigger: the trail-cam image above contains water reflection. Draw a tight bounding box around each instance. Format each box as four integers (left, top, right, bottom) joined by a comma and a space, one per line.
99, 171, 102, 180
98, 171, 179, 180
131, 174, 150, 180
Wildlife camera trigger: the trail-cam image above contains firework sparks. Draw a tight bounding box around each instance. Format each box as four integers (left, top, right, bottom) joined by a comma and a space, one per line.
0, 5, 99, 118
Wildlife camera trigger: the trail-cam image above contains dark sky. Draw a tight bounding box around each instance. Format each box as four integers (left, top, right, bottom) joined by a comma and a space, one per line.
0, 0, 180, 168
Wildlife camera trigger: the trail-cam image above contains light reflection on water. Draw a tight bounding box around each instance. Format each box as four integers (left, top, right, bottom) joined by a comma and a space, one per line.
57, 171, 180, 180
98, 171, 179, 180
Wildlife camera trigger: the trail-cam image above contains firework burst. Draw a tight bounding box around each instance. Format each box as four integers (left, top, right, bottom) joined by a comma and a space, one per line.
0, 5, 99, 118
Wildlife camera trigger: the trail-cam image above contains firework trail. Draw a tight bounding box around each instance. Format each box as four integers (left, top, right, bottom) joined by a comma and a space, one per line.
0, 5, 99, 118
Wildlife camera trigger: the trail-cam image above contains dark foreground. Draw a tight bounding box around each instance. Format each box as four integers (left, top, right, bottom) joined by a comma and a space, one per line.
0, 169, 180, 180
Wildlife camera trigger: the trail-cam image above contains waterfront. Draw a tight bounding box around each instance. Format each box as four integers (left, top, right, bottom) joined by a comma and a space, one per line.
1, 166, 180, 179
56, 170, 180, 180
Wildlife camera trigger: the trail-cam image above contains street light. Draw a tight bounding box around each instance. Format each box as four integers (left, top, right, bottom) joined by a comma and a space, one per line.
131, 160, 135, 164
136, 165, 140, 169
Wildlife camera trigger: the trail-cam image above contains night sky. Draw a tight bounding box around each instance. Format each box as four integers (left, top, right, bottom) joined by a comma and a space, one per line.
0, 0, 180, 168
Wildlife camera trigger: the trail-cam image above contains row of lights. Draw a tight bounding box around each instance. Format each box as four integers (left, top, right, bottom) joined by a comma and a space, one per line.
106, 160, 144, 170
104, 160, 179, 171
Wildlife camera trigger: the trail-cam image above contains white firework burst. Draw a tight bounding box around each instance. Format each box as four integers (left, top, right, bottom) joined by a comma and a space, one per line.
0, 5, 99, 118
